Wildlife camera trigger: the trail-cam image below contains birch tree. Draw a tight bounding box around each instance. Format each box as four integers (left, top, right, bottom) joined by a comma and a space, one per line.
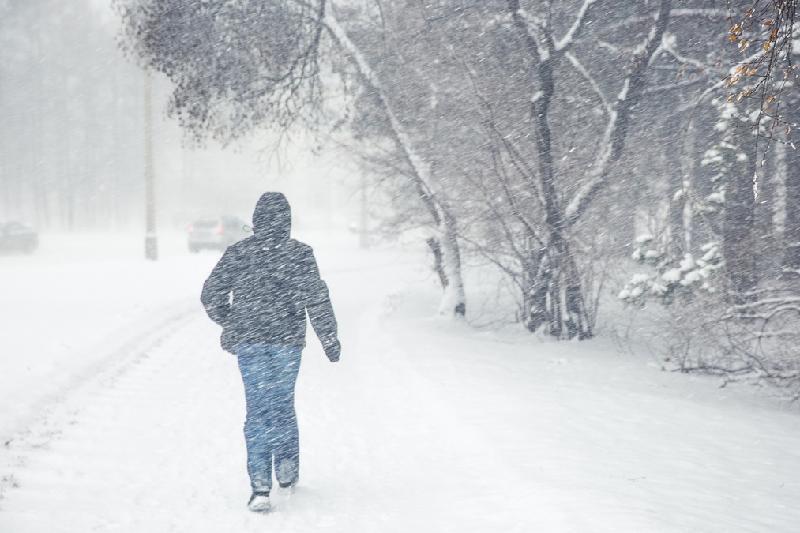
322, 9, 468, 316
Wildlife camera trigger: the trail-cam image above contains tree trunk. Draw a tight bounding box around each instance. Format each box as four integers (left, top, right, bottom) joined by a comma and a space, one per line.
723, 118, 758, 300
563, 250, 592, 339
783, 138, 800, 274
438, 211, 466, 316
753, 141, 779, 277
506, 4, 592, 339
666, 114, 686, 258
686, 106, 719, 254
524, 247, 549, 332
783, 47, 800, 276
427, 237, 448, 289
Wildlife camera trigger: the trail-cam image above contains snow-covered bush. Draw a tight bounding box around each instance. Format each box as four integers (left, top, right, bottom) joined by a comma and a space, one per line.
618, 260, 800, 398
619, 236, 722, 307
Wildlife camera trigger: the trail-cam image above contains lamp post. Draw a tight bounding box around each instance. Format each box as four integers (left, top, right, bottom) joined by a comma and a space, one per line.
359, 171, 369, 249
144, 72, 158, 260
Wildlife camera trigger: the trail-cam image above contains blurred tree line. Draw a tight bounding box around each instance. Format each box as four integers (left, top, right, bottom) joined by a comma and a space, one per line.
0, 0, 147, 230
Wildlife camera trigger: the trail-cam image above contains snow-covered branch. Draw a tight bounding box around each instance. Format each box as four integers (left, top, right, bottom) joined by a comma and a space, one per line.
565, 51, 611, 116
507, 2, 549, 62
565, 0, 672, 225
643, 77, 708, 95
669, 8, 727, 17
597, 40, 633, 55
660, 32, 716, 73
599, 8, 725, 35
554, 0, 597, 52
678, 47, 766, 112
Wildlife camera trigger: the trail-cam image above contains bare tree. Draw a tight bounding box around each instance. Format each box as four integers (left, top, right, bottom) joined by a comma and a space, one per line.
489, 0, 672, 338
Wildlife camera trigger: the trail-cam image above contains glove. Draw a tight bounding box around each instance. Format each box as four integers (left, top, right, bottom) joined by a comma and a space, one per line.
323, 339, 341, 362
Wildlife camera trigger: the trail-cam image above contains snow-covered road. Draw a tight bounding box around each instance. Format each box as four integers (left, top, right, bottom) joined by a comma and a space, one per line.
1, 235, 799, 532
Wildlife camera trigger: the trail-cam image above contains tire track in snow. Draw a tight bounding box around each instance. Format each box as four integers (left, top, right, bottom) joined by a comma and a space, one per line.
0, 302, 198, 507
0, 314, 276, 532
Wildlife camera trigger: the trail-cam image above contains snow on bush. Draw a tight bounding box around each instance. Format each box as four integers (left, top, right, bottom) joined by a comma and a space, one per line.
619, 237, 722, 306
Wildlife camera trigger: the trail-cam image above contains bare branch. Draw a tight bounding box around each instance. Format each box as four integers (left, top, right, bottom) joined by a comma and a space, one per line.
554, 0, 597, 53
659, 32, 717, 73
565, 0, 672, 225
565, 51, 611, 116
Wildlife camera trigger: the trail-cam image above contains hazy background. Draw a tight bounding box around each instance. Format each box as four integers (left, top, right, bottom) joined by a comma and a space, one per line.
0, 0, 360, 236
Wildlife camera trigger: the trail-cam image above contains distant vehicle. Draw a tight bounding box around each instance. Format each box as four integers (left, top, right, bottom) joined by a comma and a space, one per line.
187, 216, 251, 252
0, 221, 38, 254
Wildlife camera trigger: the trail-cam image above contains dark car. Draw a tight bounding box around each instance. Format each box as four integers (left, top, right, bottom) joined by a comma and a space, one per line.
0, 222, 38, 254
187, 216, 251, 252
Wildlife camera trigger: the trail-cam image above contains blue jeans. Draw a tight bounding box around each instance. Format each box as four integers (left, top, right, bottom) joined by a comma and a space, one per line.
236, 343, 302, 493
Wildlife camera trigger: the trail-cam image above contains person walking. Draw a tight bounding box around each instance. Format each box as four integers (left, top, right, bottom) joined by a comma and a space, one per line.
201, 192, 340, 513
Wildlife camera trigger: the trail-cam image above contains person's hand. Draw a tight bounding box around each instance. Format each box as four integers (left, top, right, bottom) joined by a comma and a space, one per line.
323, 339, 341, 362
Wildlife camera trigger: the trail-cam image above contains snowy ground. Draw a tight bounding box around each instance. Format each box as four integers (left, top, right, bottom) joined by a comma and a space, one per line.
1, 233, 799, 532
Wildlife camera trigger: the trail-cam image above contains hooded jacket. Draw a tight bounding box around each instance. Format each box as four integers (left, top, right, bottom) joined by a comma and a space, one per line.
201, 192, 339, 359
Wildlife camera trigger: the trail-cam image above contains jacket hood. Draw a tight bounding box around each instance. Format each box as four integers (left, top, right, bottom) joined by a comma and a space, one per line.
252, 192, 291, 244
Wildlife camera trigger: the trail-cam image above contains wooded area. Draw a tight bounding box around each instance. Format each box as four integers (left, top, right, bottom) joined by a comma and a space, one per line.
2, 0, 797, 393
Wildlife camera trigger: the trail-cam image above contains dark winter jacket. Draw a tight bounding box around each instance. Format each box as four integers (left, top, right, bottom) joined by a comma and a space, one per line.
201, 192, 340, 361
